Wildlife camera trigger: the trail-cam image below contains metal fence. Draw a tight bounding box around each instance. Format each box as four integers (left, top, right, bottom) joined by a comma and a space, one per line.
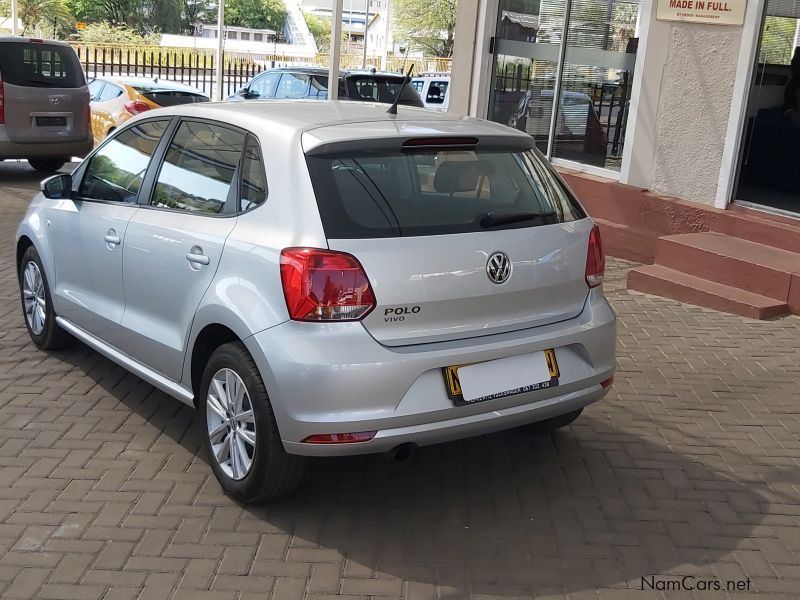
71, 44, 453, 100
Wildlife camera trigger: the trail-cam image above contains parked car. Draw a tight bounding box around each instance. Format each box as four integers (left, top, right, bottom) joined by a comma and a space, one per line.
412, 73, 451, 111
509, 89, 595, 137
508, 89, 609, 165
228, 67, 425, 107
89, 76, 208, 144
16, 101, 616, 503
0, 37, 92, 172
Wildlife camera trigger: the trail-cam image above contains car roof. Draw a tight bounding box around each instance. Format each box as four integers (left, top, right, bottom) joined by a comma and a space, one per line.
98, 76, 206, 95
0, 36, 72, 46
138, 100, 527, 148
257, 66, 406, 78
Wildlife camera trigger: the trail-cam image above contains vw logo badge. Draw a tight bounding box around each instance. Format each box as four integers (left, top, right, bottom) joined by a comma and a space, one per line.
486, 251, 511, 284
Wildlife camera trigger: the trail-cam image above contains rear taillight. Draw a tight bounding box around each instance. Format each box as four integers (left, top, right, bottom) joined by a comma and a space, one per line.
0, 80, 5, 125
85, 90, 91, 126
280, 248, 376, 321
124, 100, 151, 115
585, 225, 605, 288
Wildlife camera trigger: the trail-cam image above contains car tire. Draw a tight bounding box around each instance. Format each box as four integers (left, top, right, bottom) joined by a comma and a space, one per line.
521, 408, 583, 434
28, 159, 65, 173
199, 342, 305, 503
18, 245, 71, 350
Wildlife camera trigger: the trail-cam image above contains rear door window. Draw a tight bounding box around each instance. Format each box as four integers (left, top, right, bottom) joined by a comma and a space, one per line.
0, 42, 84, 88
88, 80, 105, 101
79, 120, 170, 203
276, 73, 310, 99
98, 83, 124, 102
306, 146, 585, 238
150, 121, 246, 214
239, 135, 267, 212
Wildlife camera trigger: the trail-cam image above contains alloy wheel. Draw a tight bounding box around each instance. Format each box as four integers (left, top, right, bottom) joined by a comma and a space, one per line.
206, 368, 257, 480
22, 261, 47, 336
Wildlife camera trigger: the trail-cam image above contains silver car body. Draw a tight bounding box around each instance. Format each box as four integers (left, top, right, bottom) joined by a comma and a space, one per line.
16, 101, 616, 456
0, 37, 93, 160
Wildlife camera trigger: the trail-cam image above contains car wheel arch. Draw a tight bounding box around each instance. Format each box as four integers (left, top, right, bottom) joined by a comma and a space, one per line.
16, 236, 34, 274
189, 323, 241, 407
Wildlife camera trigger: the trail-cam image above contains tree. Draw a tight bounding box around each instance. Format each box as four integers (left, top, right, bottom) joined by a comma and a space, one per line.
393, 0, 457, 57
184, 0, 216, 33
0, 0, 73, 36
226, 0, 287, 32
76, 22, 160, 44
302, 11, 345, 53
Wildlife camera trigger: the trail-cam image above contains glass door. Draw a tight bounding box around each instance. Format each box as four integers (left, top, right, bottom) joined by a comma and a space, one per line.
734, 0, 800, 214
488, 0, 640, 171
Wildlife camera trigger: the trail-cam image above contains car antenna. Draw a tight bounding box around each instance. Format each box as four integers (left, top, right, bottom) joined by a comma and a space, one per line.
386, 64, 414, 116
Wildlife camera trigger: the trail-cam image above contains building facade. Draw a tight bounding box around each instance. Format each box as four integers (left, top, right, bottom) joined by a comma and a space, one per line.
450, 0, 800, 217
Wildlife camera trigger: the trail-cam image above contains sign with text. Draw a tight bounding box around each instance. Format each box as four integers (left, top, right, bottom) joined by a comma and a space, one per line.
656, 0, 747, 25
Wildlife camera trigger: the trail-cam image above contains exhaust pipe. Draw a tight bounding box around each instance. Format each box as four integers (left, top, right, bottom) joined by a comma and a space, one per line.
386, 443, 416, 462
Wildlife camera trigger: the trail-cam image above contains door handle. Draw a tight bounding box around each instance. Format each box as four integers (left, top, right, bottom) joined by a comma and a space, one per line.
104, 228, 121, 247
186, 252, 210, 266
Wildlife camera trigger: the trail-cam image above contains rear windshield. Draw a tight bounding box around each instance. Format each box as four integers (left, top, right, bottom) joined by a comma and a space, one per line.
346, 76, 423, 107
134, 88, 209, 107
306, 147, 585, 238
0, 42, 84, 88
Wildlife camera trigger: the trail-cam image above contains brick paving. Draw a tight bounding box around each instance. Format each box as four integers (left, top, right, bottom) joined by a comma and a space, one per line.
0, 160, 799, 599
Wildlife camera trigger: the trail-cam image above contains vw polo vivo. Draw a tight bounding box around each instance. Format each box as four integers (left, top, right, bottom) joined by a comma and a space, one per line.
16, 101, 616, 502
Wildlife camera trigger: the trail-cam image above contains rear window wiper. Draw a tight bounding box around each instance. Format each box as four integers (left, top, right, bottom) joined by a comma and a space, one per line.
479, 210, 556, 228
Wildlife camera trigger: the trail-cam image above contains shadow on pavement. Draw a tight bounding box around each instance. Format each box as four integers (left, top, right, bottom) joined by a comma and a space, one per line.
0, 160, 76, 190
49, 340, 778, 598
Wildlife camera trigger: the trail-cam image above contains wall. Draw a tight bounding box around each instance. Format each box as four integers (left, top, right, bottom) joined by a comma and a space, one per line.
649, 24, 743, 206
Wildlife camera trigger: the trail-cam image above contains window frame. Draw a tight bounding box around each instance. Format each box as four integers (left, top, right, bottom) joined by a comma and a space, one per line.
73, 116, 176, 206
139, 117, 266, 218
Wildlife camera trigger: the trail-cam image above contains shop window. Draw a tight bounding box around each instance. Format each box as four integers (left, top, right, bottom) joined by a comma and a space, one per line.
489, 0, 640, 171
734, 0, 800, 214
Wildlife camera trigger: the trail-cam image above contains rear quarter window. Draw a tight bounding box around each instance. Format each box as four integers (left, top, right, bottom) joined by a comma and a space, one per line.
306, 146, 585, 238
0, 42, 84, 88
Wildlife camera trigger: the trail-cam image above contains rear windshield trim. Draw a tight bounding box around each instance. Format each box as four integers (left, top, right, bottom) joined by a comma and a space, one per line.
305, 134, 534, 157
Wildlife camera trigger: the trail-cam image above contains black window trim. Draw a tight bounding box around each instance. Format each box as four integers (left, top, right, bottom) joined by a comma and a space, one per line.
73, 116, 177, 206
138, 116, 262, 218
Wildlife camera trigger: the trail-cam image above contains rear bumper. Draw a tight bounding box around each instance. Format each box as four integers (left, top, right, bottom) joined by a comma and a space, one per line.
0, 130, 93, 160
245, 288, 616, 456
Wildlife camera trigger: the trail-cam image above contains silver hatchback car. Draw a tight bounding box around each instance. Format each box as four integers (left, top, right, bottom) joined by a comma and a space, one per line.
16, 101, 616, 502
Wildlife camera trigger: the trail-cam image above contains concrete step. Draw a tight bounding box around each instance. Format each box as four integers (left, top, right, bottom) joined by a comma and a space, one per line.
655, 232, 800, 302
711, 211, 800, 254
627, 264, 789, 320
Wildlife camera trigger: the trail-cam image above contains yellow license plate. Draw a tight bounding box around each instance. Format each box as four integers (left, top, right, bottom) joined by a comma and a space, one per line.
442, 348, 560, 401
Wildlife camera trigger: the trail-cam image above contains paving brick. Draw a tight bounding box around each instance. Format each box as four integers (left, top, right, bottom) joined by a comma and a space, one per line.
1, 170, 800, 599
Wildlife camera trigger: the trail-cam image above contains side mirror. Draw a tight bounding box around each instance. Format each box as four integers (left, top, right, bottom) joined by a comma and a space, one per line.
41, 174, 72, 199
238, 87, 251, 99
